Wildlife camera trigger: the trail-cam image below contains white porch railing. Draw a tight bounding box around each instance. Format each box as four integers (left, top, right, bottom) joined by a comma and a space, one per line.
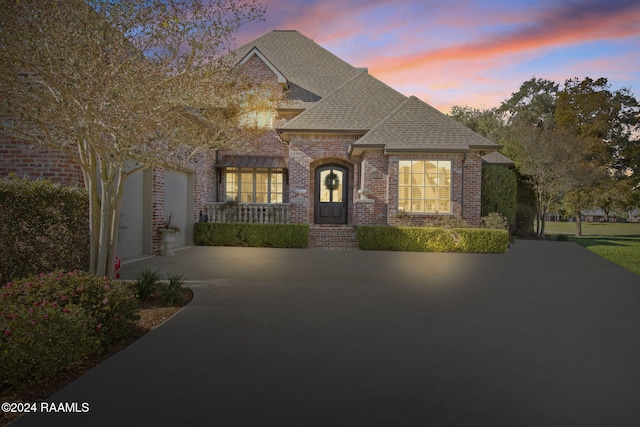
204, 203, 290, 224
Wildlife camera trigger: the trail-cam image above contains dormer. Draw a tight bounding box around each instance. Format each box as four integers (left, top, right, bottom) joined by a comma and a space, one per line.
237, 47, 289, 90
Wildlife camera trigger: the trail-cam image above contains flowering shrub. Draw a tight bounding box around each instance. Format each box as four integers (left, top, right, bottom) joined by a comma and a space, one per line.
1, 271, 139, 388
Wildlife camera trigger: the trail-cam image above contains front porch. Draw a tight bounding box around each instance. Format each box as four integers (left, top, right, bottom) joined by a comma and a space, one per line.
203, 202, 291, 224
200, 203, 360, 250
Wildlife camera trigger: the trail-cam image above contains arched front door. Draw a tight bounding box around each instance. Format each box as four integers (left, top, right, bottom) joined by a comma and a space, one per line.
315, 164, 347, 224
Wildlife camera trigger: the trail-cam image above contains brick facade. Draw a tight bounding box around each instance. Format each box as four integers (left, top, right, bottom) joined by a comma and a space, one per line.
224, 52, 486, 228
1, 137, 216, 255
0, 138, 84, 187
3, 42, 489, 256
288, 134, 359, 224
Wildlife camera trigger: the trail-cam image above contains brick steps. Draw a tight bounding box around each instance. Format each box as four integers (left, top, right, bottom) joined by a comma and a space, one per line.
309, 225, 359, 250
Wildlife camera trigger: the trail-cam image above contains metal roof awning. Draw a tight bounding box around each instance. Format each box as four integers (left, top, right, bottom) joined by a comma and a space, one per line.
216, 155, 287, 169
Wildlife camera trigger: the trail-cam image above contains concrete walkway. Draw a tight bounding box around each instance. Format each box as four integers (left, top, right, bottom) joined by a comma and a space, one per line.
12, 241, 640, 426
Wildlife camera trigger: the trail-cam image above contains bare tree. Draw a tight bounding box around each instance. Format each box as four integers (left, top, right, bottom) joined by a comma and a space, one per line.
0, 0, 273, 276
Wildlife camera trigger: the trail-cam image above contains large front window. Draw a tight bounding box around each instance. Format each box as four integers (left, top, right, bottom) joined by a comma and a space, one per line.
225, 168, 283, 203
398, 160, 451, 213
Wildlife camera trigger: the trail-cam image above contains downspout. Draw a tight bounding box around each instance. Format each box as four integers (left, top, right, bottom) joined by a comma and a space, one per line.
461, 152, 467, 219
215, 149, 219, 203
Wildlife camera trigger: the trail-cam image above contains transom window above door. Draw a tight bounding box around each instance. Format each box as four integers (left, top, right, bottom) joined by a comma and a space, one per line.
398, 160, 451, 213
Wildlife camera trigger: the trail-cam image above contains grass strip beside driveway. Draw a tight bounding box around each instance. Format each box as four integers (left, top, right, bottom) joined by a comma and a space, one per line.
568, 236, 640, 276
544, 222, 640, 275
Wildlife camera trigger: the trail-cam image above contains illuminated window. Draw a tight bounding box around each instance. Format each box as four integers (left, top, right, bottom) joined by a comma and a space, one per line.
225, 168, 283, 203
240, 111, 273, 128
398, 160, 451, 213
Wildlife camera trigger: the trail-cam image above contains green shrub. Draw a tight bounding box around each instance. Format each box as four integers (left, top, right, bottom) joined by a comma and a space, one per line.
1, 302, 99, 389
135, 268, 160, 302
481, 165, 517, 233
0, 271, 139, 388
159, 272, 186, 306
356, 226, 509, 253
515, 203, 536, 238
0, 175, 90, 283
194, 223, 309, 248
481, 212, 509, 230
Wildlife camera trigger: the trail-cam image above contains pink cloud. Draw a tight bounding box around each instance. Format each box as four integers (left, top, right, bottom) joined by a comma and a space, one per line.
370, 1, 640, 77
232, 0, 640, 111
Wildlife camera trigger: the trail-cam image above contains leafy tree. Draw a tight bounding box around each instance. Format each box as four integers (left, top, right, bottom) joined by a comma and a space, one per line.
0, 0, 270, 277
556, 77, 640, 183
509, 126, 592, 236
499, 78, 559, 127
593, 177, 639, 221
448, 105, 505, 143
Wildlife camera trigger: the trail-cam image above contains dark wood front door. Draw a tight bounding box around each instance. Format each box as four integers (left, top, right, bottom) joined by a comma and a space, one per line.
315, 165, 347, 224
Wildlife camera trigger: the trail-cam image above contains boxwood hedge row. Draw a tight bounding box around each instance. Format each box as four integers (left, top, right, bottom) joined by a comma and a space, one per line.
194, 223, 309, 248
357, 226, 509, 253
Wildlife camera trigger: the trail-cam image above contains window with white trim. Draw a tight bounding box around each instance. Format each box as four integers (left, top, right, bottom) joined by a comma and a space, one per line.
225, 168, 283, 203
398, 160, 451, 213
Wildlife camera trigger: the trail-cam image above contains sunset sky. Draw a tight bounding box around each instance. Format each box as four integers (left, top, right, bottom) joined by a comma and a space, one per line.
233, 0, 640, 113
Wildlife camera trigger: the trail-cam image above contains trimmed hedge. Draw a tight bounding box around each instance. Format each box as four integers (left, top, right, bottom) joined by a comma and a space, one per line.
481, 165, 517, 233
357, 226, 509, 253
0, 175, 90, 283
194, 223, 309, 248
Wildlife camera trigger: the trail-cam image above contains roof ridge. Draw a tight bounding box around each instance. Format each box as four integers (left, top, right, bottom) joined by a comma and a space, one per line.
357, 96, 416, 144
282, 70, 368, 129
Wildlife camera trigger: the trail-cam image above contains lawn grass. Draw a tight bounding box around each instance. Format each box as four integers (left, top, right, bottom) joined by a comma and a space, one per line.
544, 222, 640, 276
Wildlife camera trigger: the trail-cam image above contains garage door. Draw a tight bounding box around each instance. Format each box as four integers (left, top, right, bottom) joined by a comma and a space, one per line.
164, 169, 189, 248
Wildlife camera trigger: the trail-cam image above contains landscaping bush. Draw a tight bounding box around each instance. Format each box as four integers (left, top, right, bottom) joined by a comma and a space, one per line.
481, 165, 517, 233
515, 203, 536, 238
356, 226, 509, 253
0, 175, 90, 283
0, 271, 139, 388
194, 223, 309, 248
481, 212, 509, 230
135, 268, 161, 302
158, 272, 187, 306
1, 301, 99, 389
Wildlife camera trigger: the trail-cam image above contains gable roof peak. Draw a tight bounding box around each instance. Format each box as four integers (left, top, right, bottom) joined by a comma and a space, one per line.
353, 95, 500, 154
237, 46, 288, 87
231, 30, 361, 102
278, 71, 407, 136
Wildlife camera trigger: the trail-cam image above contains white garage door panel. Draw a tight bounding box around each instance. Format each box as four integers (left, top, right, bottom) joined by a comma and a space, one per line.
164, 170, 188, 248
118, 170, 144, 259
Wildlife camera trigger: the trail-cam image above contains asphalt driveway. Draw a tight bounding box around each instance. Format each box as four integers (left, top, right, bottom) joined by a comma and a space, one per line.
12, 240, 640, 426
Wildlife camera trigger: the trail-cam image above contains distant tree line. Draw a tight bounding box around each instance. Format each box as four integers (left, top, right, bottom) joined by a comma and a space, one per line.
450, 77, 640, 236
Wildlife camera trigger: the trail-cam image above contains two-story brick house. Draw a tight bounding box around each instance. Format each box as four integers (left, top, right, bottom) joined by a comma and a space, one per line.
1, 29, 512, 255
206, 30, 510, 247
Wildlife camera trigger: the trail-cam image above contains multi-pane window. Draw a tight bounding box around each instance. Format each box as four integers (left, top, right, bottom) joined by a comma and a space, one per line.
225, 168, 283, 203
398, 160, 451, 213
241, 111, 273, 128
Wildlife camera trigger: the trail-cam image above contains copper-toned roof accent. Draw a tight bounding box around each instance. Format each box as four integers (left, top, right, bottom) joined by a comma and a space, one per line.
216, 155, 287, 169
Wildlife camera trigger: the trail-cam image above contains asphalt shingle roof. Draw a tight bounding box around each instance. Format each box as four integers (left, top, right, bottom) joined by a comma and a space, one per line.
280, 72, 407, 133
232, 30, 506, 155
233, 30, 361, 105
482, 151, 515, 167
354, 96, 500, 152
